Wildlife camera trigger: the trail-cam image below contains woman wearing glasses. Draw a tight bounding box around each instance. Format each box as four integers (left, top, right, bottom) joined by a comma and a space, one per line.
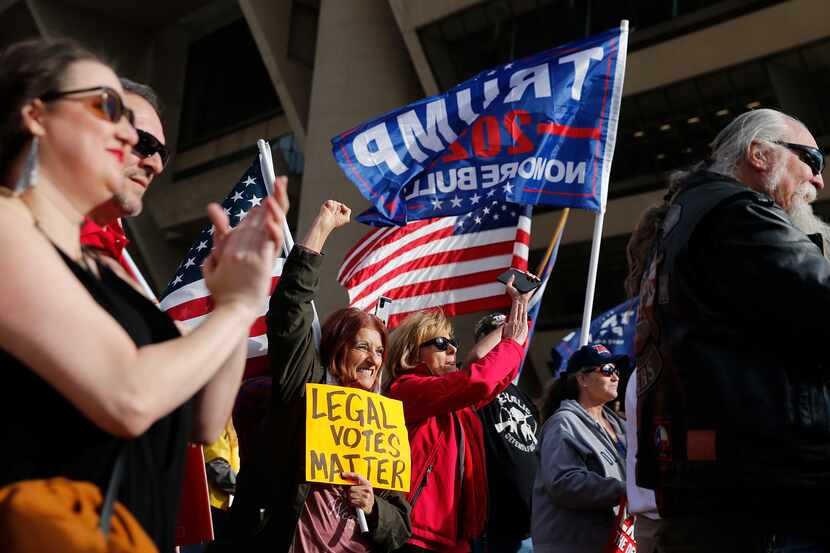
531, 344, 628, 553
384, 288, 529, 552
222, 199, 411, 553
0, 39, 284, 551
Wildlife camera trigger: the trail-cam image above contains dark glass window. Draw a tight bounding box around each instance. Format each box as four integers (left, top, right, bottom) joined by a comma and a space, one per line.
178, 18, 282, 149
419, 0, 783, 92
169, 133, 304, 250
530, 233, 630, 331
610, 37, 830, 199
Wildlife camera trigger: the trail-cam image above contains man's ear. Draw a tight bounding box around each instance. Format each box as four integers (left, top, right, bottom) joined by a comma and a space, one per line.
747, 140, 770, 172
20, 100, 46, 138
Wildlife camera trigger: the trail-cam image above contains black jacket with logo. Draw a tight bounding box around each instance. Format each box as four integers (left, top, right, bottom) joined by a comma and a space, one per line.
635, 171, 830, 520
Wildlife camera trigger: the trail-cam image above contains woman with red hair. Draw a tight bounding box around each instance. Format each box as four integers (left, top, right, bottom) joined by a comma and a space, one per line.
225, 200, 411, 553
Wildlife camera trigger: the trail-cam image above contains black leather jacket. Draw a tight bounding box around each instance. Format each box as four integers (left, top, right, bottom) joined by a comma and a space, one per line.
635, 171, 830, 518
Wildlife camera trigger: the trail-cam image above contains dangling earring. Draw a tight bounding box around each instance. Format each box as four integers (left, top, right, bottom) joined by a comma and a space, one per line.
14, 137, 39, 196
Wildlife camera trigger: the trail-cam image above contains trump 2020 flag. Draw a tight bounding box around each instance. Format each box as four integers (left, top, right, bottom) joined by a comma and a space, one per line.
331, 22, 628, 224
159, 157, 283, 380
551, 296, 638, 376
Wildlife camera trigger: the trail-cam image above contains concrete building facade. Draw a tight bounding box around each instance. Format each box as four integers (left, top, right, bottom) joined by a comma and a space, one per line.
4, 0, 828, 397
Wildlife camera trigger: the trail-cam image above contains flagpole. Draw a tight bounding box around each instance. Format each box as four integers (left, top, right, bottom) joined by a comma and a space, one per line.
578, 210, 605, 346
517, 209, 570, 381
257, 140, 323, 349
535, 208, 570, 276
578, 20, 628, 347
257, 140, 294, 257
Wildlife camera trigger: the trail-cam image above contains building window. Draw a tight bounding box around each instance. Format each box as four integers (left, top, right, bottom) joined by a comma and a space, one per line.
418, 0, 783, 93
178, 18, 282, 149
530, 233, 630, 331
611, 37, 830, 199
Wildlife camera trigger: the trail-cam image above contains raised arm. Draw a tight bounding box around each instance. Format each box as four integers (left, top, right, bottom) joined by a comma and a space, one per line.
301, 200, 351, 254
390, 279, 531, 422
0, 195, 283, 439
267, 200, 351, 403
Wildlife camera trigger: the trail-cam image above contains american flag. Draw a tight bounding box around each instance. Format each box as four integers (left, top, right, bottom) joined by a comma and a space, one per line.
338, 200, 531, 328
159, 156, 282, 379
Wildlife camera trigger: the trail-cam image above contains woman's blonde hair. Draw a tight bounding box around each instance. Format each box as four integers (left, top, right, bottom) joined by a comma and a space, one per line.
385, 309, 453, 384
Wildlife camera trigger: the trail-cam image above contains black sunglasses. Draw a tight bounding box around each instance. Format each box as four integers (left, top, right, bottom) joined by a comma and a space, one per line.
775, 141, 825, 176
41, 86, 135, 127
420, 336, 458, 351
135, 129, 170, 166
582, 363, 618, 377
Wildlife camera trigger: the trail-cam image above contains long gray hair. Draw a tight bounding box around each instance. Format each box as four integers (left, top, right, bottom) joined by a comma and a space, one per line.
625, 109, 805, 295
708, 108, 802, 177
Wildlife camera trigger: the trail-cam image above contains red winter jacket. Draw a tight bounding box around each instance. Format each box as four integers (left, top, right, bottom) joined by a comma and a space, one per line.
387, 338, 523, 552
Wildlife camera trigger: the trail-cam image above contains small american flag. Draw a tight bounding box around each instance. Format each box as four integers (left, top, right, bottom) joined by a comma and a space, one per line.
338, 200, 531, 328
159, 156, 282, 379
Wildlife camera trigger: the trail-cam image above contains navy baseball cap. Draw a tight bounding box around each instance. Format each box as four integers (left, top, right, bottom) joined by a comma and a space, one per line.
565, 343, 629, 375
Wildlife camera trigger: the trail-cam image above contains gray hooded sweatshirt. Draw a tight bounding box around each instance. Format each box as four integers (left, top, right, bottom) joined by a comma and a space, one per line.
531, 399, 626, 553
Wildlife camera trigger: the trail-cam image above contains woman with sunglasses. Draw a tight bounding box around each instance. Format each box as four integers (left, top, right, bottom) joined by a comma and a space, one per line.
531, 344, 628, 553
0, 39, 284, 551
384, 286, 529, 553
221, 199, 411, 553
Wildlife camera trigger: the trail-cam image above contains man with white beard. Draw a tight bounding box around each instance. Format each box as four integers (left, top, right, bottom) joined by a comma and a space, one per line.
630, 108, 830, 553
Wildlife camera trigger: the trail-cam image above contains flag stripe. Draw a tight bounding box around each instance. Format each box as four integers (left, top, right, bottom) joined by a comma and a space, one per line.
386, 290, 513, 328
339, 218, 453, 284
164, 274, 281, 323
343, 222, 528, 301
340, 202, 532, 328
159, 156, 286, 382
537, 122, 601, 139
339, 220, 435, 282
350, 248, 514, 309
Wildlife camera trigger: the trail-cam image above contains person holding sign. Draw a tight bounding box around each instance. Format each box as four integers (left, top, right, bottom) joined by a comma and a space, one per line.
225, 200, 411, 553
385, 286, 530, 552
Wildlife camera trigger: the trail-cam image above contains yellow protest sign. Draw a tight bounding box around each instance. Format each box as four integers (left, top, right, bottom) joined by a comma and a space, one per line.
305, 383, 411, 492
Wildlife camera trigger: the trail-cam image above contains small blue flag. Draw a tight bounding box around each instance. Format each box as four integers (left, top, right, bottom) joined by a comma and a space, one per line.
550, 296, 638, 377
332, 23, 628, 225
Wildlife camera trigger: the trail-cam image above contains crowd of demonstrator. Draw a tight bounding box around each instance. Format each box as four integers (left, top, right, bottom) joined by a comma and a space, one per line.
2, 37, 830, 553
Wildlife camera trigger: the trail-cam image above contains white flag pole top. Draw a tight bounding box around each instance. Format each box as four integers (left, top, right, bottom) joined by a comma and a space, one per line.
578, 20, 629, 347
122, 248, 158, 302
257, 139, 294, 256
257, 139, 323, 349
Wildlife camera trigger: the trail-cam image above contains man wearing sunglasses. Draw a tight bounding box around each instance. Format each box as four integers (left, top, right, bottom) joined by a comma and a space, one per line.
634, 108, 830, 552
81, 78, 167, 280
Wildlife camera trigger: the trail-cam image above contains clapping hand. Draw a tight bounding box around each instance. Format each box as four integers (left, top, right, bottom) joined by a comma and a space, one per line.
202, 177, 289, 318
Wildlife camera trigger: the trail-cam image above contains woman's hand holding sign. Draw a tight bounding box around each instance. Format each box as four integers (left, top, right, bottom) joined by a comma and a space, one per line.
343, 472, 375, 515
